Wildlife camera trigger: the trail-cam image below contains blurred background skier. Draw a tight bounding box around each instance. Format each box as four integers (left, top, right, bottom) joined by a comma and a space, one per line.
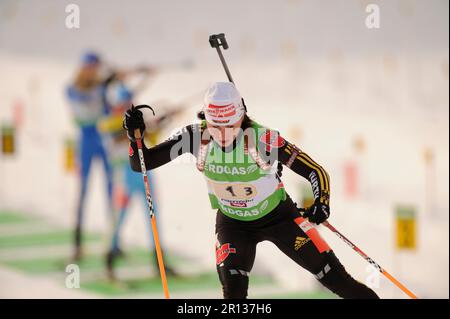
65, 51, 116, 261
99, 75, 184, 280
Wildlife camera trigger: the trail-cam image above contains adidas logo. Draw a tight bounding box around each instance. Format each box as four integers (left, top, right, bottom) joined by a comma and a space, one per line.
294, 236, 310, 251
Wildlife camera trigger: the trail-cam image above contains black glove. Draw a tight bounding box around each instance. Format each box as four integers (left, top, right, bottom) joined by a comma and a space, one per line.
123, 104, 155, 141
303, 200, 330, 225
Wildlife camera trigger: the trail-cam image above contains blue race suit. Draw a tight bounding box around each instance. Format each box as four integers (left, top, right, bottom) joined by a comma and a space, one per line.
66, 83, 114, 248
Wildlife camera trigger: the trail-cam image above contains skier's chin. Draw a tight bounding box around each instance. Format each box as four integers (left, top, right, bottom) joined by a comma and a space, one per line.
217, 139, 233, 147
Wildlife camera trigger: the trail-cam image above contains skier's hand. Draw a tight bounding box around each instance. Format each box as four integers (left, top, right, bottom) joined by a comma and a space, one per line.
303, 201, 330, 225
123, 105, 147, 141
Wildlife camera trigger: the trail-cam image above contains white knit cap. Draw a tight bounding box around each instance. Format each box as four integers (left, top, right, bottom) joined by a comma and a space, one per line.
203, 82, 245, 126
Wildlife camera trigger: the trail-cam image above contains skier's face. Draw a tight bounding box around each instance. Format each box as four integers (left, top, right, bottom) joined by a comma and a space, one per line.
81, 63, 100, 79
207, 116, 244, 147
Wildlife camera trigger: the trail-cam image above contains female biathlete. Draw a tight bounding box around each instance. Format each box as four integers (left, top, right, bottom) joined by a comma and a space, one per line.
123, 81, 379, 299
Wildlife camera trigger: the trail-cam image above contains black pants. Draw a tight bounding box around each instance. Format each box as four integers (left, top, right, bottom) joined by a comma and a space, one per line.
215, 195, 379, 299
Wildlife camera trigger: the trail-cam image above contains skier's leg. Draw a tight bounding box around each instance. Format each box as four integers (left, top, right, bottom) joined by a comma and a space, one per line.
267, 198, 379, 299
97, 137, 117, 265
312, 250, 379, 299
136, 169, 174, 274
106, 191, 130, 278
106, 165, 132, 279
98, 141, 114, 210
111, 190, 131, 253
143, 170, 176, 273
74, 138, 93, 258
215, 213, 258, 299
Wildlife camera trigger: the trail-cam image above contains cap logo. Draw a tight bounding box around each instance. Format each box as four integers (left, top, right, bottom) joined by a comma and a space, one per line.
206, 104, 237, 118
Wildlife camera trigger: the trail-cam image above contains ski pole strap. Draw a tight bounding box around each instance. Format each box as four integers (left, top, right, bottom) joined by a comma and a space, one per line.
133, 104, 155, 116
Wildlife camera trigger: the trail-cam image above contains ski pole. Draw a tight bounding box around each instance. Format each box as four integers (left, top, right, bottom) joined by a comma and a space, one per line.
299, 208, 418, 299
134, 127, 170, 299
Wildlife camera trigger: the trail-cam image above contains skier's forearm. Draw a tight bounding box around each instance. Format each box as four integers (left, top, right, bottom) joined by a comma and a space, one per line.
279, 141, 330, 205
128, 124, 200, 171
102, 73, 117, 86
129, 138, 181, 171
